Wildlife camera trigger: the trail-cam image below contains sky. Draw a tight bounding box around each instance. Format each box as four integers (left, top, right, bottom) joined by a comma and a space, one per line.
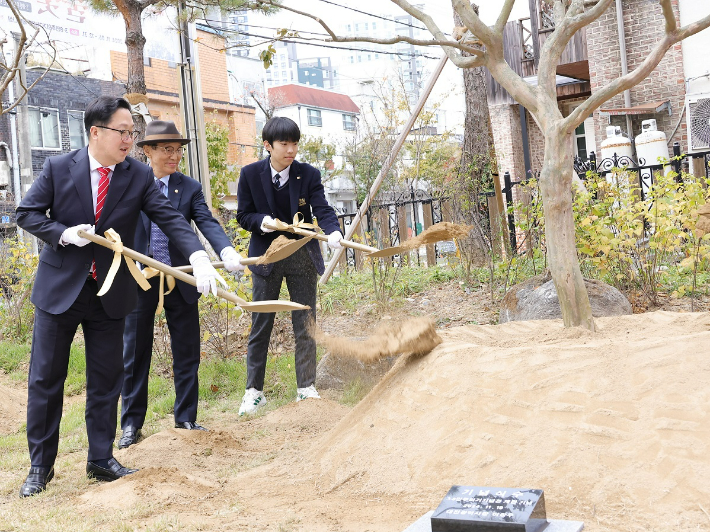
246, 0, 532, 133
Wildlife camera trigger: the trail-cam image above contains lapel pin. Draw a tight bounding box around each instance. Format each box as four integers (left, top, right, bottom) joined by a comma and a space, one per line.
174, 189, 178, 193
297, 176, 301, 180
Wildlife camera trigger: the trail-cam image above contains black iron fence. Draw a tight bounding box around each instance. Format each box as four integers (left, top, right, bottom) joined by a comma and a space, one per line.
334, 189, 448, 268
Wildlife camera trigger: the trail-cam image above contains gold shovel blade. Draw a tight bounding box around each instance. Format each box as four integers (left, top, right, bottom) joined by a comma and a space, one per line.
239, 300, 310, 312
366, 245, 409, 258
252, 234, 314, 264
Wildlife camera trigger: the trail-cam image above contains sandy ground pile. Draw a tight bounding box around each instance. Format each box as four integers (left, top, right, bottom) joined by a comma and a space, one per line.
1, 310, 709, 531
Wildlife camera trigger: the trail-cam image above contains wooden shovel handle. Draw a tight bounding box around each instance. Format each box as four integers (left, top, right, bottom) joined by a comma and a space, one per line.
77, 230, 308, 311
264, 223, 378, 253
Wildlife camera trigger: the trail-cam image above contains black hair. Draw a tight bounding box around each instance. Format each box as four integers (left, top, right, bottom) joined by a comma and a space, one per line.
84, 96, 132, 135
262, 116, 300, 145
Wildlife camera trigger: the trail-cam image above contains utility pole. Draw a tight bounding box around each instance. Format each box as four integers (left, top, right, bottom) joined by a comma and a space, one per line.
177, 2, 212, 208
13, 33, 33, 201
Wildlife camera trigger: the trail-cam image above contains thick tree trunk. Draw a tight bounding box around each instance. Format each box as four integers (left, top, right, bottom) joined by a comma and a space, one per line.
453, 4, 495, 266
538, 126, 595, 330
115, 0, 148, 159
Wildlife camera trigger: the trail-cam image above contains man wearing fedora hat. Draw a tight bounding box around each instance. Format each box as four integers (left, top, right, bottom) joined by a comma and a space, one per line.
118, 120, 245, 448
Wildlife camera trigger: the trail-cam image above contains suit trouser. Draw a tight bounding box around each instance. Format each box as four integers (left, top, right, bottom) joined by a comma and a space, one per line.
246, 247, 318, 391
121, 277, 201, 429
27, 278, 125, 466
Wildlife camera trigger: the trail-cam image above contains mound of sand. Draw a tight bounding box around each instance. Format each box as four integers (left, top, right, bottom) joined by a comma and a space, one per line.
314, 311, 710, 530
11, 311, 709, 532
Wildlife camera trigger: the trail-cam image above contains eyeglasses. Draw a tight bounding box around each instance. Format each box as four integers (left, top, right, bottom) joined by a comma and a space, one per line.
95, 125, 140, 141
151, 146, 185, 156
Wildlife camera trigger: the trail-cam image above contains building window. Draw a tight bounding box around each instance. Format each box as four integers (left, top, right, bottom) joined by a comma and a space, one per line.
574, 122, 588, 161
67, 110, 87, 150
307, 108, 322, 127
342, 114, 355, 131
29, 107, 60, 149
372, 22, 376, 30
143, 56, 151, 67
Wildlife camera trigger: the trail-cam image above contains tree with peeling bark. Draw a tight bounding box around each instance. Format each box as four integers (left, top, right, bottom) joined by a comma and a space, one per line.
0, 0, 55, 115
256, 0, 710, 330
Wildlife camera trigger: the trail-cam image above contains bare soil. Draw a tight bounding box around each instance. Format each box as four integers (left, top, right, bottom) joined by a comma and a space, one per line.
1, 281, 709, 531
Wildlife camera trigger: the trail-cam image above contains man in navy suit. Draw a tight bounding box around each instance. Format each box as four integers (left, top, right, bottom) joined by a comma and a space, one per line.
119, 120, 245, 449
236, 117, 343, 415
15, 97, 223, 497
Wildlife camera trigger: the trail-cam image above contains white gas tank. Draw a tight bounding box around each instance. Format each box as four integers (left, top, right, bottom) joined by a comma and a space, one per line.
600, 126, 634, 167
636, 119, 670, 168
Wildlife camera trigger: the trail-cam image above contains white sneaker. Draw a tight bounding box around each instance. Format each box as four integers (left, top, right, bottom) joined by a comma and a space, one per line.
296, 385, 321, 402
239, 388, 266, 415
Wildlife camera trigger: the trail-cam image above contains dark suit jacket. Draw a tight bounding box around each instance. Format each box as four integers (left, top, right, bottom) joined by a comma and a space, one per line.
134, 171, 232, 305
236, 157, 340, 276
16, 148, 204, 319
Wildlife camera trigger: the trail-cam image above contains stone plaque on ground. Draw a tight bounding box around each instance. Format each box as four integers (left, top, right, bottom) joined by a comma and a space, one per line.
430, 486, 547, 532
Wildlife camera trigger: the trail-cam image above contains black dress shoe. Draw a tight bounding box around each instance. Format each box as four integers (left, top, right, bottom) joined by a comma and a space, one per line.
19, 466, 54, 498
118, 426, 141, 449
175, 421, 208, 431
86, 458, 138, 482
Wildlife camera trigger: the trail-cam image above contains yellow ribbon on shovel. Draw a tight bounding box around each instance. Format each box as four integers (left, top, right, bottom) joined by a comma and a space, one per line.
97, 229, 151, 297
270, 213, 321, 234
141, 268, 176, 315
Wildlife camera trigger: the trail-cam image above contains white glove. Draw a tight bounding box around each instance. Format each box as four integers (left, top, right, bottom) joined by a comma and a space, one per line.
260, 215, 276, 233
189, 250, 227, 296
61, 224, 94, 247
220, 246, 245, 272
327, 231, 343, 250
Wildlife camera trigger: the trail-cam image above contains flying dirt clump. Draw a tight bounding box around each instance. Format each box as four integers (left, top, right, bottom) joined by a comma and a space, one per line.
397, 222, 473, 252
310, 317, 442, 362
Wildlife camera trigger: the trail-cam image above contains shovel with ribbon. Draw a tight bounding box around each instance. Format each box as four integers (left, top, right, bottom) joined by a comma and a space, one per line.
264, 215, 379, 254
173, 234, 314, 274
77, 229, 310, 313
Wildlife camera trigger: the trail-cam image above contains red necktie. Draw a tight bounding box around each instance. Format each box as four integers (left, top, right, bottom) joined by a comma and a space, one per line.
91, 167, 110, 280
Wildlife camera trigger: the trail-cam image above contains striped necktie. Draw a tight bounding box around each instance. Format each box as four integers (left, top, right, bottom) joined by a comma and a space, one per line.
150, 179, 171, 265
91, 167, 110, 280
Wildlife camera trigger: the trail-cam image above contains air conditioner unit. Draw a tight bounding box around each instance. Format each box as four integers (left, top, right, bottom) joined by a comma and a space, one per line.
686, 93, 710, 152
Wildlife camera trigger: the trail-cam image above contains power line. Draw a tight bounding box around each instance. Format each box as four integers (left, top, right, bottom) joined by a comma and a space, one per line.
196, 28, 440, 60
312, 0, 429, 32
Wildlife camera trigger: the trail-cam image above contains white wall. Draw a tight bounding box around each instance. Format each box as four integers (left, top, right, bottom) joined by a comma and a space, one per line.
680, 0, 710, 96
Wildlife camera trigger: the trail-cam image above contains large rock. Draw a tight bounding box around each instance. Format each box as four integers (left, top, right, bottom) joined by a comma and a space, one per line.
499, 272, 633, 323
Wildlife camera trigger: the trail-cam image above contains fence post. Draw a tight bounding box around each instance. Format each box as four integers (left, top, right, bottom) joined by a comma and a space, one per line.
503, 171, 517, 252
672, 142, 682, 183
422, 202, 436, 267
589, 151, 596, 173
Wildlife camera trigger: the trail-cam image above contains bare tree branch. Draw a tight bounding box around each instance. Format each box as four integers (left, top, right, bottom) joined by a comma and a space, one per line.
659, 0, 677, 34
564, 12, 710, 132
0, 0, 56, 115
495, 0, 517, 34
537, 0, 612, 98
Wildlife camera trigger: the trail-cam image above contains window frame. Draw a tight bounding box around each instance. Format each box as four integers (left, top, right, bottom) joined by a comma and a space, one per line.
307, 108, 322, 127
67, 109, 87, 150
28, 106, 61, 150
342, 114, 356, 131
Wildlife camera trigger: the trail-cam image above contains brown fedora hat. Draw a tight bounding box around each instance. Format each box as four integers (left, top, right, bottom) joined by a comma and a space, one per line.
136, 120, 191, 146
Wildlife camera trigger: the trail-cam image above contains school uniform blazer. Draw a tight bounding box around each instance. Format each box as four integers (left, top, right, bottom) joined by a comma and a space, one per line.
16, 148, 204, 319
236, 157, 340, 277
133, 171, 232, 305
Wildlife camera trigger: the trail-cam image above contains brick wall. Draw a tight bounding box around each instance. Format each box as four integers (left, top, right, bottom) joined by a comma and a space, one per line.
110, 28, 257, 169
0, 70, 124, 178
587, 0, 687, 152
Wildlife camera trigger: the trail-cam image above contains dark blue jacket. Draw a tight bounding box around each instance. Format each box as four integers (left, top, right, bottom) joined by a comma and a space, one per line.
236, 157, 340, 276
16, 148, 203, 318
134, 171, 232, 305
